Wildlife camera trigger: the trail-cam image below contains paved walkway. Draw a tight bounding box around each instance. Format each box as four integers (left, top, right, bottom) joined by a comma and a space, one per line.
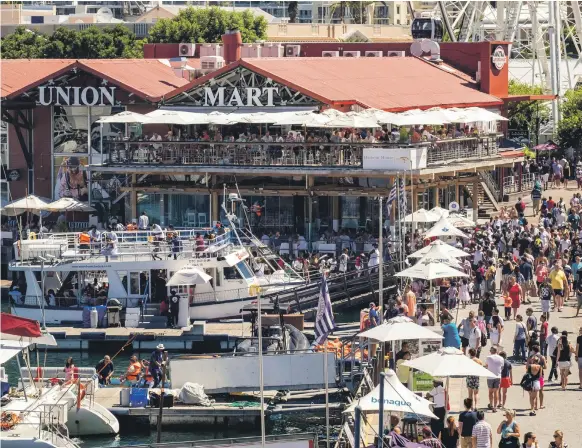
446, 287, 581, 447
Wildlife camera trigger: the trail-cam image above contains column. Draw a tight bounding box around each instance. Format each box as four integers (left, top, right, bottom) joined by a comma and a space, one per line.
455, 177, 460, 203
332, 196, 340, 232
211, 191, 219, 224
160, 195, 166, 226
434, 186, 440, 209
131, 174, 137, 221
472, 180, 479, 221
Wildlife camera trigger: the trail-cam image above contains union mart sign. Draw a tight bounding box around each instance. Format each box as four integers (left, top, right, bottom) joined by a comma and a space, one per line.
203, 87, 279, 107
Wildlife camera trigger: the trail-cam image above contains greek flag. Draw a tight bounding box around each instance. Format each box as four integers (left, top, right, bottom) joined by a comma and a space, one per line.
314, 276, 335, 344
399, 178, 407, 215
385, 179, 398, 217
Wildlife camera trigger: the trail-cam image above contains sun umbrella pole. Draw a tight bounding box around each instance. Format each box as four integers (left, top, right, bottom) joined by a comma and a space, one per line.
354, 406, 362, 448
325, 342, 330, 448
377, 372, 385, 448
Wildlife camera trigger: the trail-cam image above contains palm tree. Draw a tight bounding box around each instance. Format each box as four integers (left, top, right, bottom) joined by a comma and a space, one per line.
288, 1, 298, 23
329, 1, 376, 24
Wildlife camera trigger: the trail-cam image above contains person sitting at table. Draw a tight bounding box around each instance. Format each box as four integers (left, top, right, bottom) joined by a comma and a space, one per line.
411, 126, 422, 143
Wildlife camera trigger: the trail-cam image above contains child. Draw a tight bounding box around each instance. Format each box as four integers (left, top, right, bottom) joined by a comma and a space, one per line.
499, 351, 512, 407
503, 293, 512, 320
447, 281, 458, 309
459, 278, 471, 308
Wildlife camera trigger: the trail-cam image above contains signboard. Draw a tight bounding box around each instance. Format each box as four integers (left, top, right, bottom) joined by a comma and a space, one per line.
38, 86, 117, 106
492, 46, 507, 70
204, 86, 279, 107
509, 129, 530, 144
412, 371, 434, 392
362, 147, 427, 170
225, 248, 250, 266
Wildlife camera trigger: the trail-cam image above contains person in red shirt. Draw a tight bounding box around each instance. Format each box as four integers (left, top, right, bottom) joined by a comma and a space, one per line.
547, 196, 556, 211
539, 314, 549, 356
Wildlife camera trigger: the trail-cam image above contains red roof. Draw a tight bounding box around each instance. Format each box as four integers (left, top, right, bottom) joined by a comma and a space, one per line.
1, 59, 189, 101
168, 57, 503, 111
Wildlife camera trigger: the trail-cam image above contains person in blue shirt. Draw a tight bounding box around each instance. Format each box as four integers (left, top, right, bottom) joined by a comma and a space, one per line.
442, 317, 461, 349
571, 255, 582, 291
149, 344, 166, 388
8, 286, 23, 304
368, 302, 380, 328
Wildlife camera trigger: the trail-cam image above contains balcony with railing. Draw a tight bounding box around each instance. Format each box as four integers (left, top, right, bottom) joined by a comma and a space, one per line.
98, 134, 503, 172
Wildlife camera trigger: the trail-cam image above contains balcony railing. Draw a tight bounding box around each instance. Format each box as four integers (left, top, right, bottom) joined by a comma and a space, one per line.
98, 135, 501, 170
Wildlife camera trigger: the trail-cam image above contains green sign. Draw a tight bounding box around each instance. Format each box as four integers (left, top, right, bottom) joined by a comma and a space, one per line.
412, 372, 434, 392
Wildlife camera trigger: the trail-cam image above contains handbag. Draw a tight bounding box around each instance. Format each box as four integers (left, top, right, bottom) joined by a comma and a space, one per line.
498, 436, 519, 447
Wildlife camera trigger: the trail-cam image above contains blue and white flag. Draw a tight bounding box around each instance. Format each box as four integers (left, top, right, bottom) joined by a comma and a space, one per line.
399, 178, 407, 215
385, 178, 398, 217
314, 275, 335, 344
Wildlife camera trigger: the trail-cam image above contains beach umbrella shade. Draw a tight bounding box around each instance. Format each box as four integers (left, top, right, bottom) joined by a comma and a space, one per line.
428, 206, 450, 219
394, 109, 451, 126
143, 111, 202, 125
414, 245, 465, 269
344, 369, 437, 418
423, 217, 469, 239
167, 267, 212, 286
358, 108, 407, 126
44, 197, 96, 213
321, 111, 381, 128
359, 316, 443, 342
1, 195, 49, 216
403, 347, 498, 378
446, 213, 475, 228
273, 111, 323, 126
401, 208, 440, 223
96, 111, 149, 124
533, 141, 558, 151
461, 107, 508, 122
208, 111, 235, 125
408, 240, 470, 259
394, 259, 469, 280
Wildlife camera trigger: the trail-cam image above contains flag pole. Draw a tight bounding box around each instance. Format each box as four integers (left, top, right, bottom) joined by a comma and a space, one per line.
324, 341, 330, 448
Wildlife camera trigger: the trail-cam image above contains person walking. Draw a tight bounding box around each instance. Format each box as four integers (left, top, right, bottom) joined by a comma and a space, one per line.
458, 398, 477, 448
440, 416, 459, 448
458, 311, 475, 355
547, 327, 560, 382
427, 379, 447, 439
499, 351, 513, 407
513, 315, 528, 362
496, 409, 521, 448
527, 346, 546, 410
485, 346, 503, 411
508, 276, 522, 320
442, 317, 461, 349
521, 432, 539, 448
149, 344, 165, 388
466, 348, 483, 410
489, 308, 504, 346
556, 331, 575, 390
549, 430, 568, 448
471, 411, 492, 448
169, 289, 180, 328
525, 354, 542, 415
138, 211, 149, 230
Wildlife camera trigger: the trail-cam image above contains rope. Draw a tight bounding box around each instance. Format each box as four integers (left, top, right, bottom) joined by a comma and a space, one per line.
85, 334, 137, 388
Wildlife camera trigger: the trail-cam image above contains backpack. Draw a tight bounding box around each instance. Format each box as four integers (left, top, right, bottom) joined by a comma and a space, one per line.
520, 372, 534, 391
478, 320, 488, 345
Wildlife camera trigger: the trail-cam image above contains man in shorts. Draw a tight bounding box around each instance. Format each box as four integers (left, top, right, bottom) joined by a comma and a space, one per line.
549, 262, 567, 312
577, 281, 582, 317
485, 346, 504, 411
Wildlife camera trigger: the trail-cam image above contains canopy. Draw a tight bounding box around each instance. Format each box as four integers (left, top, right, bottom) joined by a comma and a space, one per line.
359, 108, 407, 126
461, 107, 508, 122
44, 197, 96, 213
273, 111, 327, 126
344, 369, 437, 418
0, 335, 58, 364
359, 316, 443, 342
1, 195, 49, 216
401, 208, 439, 223
414, 249, 464, 269
408, 240, 470, 259
143, 110, 204, 125
446, 213, 475, 228
322, 111, 381, 128
424, 217, 469, 239
97, 111, 149, 124
533, 141, 558, 151
403, 347, 498, 378
395, 260, 469, 280
428, 206, 450, 219
395, 109, 451, 125
1, 312, 42, 338
167, 267, 212, 286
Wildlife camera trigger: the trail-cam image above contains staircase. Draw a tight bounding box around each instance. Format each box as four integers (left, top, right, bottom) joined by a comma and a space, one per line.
137, 303, 168, 329
464, 179, 499, 220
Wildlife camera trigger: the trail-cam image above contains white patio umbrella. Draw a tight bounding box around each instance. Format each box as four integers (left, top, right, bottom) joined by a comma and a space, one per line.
167, 267, 212, 286
358, 108, 407, 126
143, 110, 201, 125
423, 217, 469, 239
208, 111, 235, 125
96, 111, 149, 124
415, 246, 465, 269
395, 259, 468, 280
395, 109, 451, 126
44, 197, 96, 213
446, 213, 476, 228
401, 208, 440, 223
461, 107, 508, 122
322, 111, 381, 128
359, 316, 443, 342
344, 369, 437, 418
429, 206, 450, 218
1, 195, 49, 216
408, 240, 470, 259
228, 111, 296, 124
403, 347, 497, 378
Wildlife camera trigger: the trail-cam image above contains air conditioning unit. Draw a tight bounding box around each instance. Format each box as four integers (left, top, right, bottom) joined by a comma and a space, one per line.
365, 51, 383, 57
286, 45, 301, 57
322, 51, 340, 57
178, 43, 196, 57
200, 56, 225, 70
343, 51, 361, 57
386, 50, 406, 57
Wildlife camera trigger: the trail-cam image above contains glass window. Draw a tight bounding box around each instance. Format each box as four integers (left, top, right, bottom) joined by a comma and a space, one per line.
341, 196, 360, 229
223, 266, 243, 280
236, 261, 253, 279
129, 272, 140, 295
166, 193, 210, 228
89, 105, 125, 159
53, 106, 89, 154
137, 193, 162, 226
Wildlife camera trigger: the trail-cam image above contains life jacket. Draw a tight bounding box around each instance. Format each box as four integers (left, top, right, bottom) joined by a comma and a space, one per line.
79, 233, 91, 244
126, 361, 142, 381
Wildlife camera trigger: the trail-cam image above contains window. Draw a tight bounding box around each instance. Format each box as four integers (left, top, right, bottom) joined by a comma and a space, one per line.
396, 5, 400, 14
236, 261, 253, 279
223, 266, 243, 280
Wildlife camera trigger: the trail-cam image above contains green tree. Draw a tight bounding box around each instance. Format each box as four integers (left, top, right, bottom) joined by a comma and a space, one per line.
0, 25, 144, 59
148, 6, 267, 43
557, 87, 582, 150
506, 80, 550, 144
329, 1, 375, 24
288, 1, 298, 23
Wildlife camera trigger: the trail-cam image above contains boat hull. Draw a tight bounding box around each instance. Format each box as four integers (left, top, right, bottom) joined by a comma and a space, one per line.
11, 305, 83, 325
67, 401, 119, 436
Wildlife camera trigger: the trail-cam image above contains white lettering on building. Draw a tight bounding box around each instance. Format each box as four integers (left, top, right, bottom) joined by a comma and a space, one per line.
38, 86, 117, 106
203, 87, 279, 107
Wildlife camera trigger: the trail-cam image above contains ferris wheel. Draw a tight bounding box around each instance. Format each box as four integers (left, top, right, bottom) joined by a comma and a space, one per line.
411, 1, 582, 95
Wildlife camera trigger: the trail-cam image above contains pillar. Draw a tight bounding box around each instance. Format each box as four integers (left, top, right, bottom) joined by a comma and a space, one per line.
455, 177, 460, 203
131, 174, 137, 221
332, 196, 340, 231
211, 191, 219, 224
472, 180, 479, 221
434, 186, 440, 209
178, 295, 190, 328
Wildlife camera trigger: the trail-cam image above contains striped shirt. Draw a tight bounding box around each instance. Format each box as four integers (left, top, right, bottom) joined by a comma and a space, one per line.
472, 421, 492, 448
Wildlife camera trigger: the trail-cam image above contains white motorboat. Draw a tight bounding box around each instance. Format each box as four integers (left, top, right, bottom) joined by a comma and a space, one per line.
8, 196, 306, 325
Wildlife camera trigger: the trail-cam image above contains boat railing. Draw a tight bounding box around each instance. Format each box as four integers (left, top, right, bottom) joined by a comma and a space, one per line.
13, 228, 236, 263
14, 295, 148, 309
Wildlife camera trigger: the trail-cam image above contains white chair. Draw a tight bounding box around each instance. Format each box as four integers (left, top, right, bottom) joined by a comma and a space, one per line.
279, 242, 290, 255
318, 243, 336, 255
186, 212, 197, 227
198, 213, 207, 227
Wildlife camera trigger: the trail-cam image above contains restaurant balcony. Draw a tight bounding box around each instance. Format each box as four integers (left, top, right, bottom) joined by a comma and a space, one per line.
97, 134, 504, 174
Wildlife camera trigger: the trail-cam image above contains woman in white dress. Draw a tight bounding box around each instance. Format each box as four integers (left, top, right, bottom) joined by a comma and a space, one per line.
459, 278, 471, 308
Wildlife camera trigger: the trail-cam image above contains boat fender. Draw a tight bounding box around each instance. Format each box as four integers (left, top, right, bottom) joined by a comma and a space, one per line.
1, 412, 21, 431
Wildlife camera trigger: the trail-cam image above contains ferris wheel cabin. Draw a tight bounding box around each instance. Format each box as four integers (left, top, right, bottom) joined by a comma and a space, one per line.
411, 17, 444, 41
